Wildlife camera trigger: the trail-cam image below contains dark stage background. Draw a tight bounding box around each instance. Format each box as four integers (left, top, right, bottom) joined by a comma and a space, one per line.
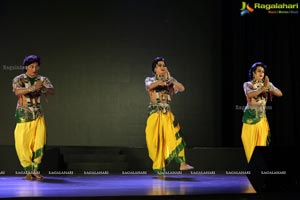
221, 0, 299, 147
0, 0, 298, 148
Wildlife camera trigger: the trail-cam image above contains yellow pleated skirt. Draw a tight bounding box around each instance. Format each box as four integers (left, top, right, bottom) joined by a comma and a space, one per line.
145, 111, 186, 174
241, 117, 270, 163
14, 116, 46, 172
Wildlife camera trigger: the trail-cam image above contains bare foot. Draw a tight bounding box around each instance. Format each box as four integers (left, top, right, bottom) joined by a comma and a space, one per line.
33, 172, 44, 181
157, 174, 166, 179
180, 163, 194, 171
24, 174, 33, 180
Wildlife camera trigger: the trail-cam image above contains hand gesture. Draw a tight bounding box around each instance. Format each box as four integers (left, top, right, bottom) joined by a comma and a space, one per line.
264, 76, 270, 89
165, 70, 171, 81
35, 80, 43, 91
165, 70, 175, 86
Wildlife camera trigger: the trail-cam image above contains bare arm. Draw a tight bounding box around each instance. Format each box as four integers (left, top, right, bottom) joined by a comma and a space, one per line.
166, 71, 185, 92
14, 80, 55, 96
269, 84, 283, 97
41, 87, 55, 95
14, 80, 43, 96
146, 80, 166, 91
270, 88, 282, 97
171, 80, 185, 92
265, 76, 283, 97
14, 88, 32, 96
246, 87, 266, 98
245, 76, 282, 98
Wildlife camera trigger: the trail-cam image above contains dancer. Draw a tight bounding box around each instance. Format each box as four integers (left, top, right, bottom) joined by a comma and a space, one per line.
12, 55, 55, 180
241, 62, 282, 162
145, 56, 194, 175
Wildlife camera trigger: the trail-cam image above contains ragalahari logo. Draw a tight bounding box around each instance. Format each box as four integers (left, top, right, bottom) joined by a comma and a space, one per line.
240, 2, 254, 16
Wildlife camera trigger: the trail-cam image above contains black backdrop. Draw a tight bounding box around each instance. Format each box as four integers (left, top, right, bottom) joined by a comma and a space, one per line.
0, 0, 222, 147
221, 0, 299, 147
0, 0, 298, 148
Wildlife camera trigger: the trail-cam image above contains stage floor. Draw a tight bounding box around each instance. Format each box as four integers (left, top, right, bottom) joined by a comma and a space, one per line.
0, 173, 257, 199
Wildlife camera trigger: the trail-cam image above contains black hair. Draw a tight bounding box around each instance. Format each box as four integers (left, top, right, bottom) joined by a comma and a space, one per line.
23, 55, 40, 72
151, 56, 166, 74
248, 62, 267, 81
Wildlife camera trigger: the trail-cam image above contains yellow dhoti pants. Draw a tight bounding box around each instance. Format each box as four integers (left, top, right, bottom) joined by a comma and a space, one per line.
14, 116, 46, 172
146, 111, 186, 174
241, 118, 270, 163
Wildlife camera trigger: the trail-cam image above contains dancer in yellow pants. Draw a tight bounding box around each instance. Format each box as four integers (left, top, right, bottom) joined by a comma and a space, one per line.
241, 62, 282, 162
13, 55, 55, 180
14, 116, 46, 173
145, 57, 193, 174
